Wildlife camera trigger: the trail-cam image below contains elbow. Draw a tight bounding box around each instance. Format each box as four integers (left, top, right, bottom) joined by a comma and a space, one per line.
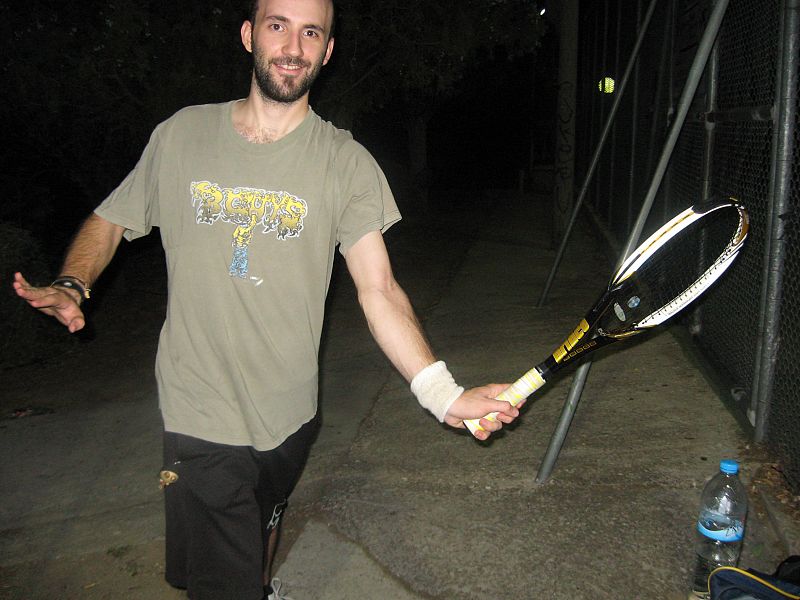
358, 275, 401, 306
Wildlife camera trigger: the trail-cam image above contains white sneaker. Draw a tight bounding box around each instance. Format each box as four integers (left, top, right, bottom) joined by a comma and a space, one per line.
266, 578, 293, 600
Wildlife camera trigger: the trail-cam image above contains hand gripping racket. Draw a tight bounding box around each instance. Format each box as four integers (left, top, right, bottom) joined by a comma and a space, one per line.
465, 199, 749, 435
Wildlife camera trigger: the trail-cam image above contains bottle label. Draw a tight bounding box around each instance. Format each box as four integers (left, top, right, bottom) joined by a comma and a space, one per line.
697, 518, 744, 542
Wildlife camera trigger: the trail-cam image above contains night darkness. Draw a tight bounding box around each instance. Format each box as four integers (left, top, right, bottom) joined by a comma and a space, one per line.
0, 1, 555, 238
0, 0, 556, 363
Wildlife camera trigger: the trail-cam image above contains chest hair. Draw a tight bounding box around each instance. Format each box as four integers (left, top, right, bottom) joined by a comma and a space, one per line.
235, 125, 279, 144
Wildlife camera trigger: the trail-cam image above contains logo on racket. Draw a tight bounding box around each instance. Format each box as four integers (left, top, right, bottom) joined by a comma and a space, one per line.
553, 319, 590, 363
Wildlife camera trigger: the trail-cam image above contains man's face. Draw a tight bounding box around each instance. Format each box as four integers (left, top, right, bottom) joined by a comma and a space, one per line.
242, 0, 334, 104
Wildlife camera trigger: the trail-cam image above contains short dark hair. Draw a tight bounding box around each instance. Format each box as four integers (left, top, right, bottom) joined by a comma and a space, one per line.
245, 0, 336, 39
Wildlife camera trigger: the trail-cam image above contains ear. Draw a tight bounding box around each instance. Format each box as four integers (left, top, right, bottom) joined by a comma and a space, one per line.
322, 37, 335, 66
241, 20, 254, 53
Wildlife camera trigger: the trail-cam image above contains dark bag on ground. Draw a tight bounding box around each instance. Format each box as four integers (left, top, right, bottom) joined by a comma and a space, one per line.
710, 556, 800, 599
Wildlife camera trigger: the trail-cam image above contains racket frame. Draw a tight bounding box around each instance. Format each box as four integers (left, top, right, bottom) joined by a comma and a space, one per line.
463, 199, 749, 435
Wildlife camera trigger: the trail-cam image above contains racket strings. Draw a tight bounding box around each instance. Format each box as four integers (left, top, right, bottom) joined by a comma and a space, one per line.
639, 241, 743, 326
600, 207, 744, 334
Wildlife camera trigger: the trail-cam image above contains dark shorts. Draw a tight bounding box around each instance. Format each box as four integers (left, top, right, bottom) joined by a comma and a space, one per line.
161, 417, 319, 600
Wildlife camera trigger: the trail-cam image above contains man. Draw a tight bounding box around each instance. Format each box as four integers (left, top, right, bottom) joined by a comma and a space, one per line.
13, 0, 519, 598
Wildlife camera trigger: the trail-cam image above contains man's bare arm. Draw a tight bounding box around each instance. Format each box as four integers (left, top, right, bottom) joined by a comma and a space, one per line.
344, 231, 518, 439
13, 213, 125, 333
60, 213, 126, 287
345, 231, 435, 382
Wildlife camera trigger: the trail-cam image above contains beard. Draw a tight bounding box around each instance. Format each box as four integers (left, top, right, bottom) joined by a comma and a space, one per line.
252, 42, 326, 104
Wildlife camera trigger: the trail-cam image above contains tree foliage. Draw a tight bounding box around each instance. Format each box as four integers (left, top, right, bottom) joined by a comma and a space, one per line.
313, 0, 547, 183
0, 1, 249, 226
1, 0, 546, 230
315, 0, 546, 124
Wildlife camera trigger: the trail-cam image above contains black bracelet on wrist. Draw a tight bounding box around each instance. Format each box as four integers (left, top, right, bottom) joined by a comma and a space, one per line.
51, 276, 91, 301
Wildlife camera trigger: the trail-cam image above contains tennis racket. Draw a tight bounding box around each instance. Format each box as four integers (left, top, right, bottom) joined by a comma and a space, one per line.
465, 199, 749, 435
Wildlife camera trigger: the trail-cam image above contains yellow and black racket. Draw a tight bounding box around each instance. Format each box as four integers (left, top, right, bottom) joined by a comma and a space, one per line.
465, 199, 749, 435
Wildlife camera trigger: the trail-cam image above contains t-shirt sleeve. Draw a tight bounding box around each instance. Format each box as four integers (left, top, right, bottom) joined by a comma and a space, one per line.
94, 125, 164, 241
336, 141, 401, 255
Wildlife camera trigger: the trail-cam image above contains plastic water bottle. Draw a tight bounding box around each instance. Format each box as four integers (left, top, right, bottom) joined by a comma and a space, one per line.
689, 459, 748, 599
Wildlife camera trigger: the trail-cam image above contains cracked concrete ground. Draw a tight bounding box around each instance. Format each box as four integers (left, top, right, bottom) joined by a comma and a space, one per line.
2, 193, 796, 600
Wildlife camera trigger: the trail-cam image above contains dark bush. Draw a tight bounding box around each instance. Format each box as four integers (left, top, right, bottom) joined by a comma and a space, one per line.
0, 223, 77, 369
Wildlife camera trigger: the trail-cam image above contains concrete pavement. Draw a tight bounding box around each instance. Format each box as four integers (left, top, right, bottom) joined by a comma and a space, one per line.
1, 192, 796, 599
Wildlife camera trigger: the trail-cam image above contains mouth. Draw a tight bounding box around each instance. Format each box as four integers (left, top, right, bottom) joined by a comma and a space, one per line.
273, 60, 308, 75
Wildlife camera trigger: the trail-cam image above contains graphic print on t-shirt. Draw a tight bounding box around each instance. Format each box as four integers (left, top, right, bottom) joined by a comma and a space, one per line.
191, 181, 308, 280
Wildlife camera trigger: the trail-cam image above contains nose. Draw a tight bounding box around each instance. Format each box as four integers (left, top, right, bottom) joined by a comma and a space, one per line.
283, 32, 303, 57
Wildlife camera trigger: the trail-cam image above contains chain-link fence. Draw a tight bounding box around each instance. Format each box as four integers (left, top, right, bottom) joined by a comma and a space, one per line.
572, 0, 799, 492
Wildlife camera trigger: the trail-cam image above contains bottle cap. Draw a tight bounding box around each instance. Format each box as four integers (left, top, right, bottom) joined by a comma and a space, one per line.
720, 459, 739, 474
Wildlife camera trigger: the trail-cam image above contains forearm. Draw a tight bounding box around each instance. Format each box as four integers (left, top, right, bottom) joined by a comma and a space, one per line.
359, 283, 517, 437
358, 281, 436, 382
344, 231, 516, 438
60, 213, 125, 287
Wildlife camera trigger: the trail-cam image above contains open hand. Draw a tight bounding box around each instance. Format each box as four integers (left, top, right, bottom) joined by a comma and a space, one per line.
13, 272, 86, 333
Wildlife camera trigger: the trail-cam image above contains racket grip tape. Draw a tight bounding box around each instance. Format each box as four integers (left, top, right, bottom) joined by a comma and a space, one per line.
463, 367, 546, 435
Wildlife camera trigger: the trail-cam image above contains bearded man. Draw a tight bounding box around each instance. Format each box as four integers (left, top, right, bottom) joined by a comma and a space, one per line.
13, 1, 518, 598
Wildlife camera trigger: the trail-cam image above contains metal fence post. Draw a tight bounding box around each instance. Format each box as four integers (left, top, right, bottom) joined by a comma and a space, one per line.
750, 0, 799, 440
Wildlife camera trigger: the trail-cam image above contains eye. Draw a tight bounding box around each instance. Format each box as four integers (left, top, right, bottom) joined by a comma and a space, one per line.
303, 29, 320, 38
268, 22, 284, 32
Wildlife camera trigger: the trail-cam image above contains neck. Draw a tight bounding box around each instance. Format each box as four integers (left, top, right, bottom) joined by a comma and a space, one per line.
232, 85, 310, 144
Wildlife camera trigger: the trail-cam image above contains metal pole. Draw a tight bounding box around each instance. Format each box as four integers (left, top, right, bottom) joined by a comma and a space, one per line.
536, 0, 731, 483
535, 360, 591, 483
660, 0, 678, 224
644, 1, 674, 196
752, 0, 799, 440
700, 41, 720, 203
691, 17, 721, 336
620, 0, 729, 260
537, 0, 660, 307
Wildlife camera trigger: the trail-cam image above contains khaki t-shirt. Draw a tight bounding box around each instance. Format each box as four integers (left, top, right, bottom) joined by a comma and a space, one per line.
95, 102, 400, 449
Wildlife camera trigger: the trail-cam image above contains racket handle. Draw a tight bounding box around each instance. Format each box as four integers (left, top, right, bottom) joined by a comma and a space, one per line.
464, 367, 547, 435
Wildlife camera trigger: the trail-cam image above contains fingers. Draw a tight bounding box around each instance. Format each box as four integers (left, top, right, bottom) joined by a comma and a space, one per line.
444, 383, 521, 440
493, 410, 517, 425
481, 382, 513, 398
12, 272, 86, 333
65, 315, 86, 333
14, 272, 60, 306
12, 272, 35, 298
462, 415, 501, 441
468, 412, 508, 441
476, 387, 520, 422
471, 426, 491, 442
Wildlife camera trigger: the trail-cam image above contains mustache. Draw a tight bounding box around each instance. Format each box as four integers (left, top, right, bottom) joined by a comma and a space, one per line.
270, 57, 311, 68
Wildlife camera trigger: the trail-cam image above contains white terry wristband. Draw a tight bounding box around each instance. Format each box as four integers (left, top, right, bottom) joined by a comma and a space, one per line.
410, 361, 464, 423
